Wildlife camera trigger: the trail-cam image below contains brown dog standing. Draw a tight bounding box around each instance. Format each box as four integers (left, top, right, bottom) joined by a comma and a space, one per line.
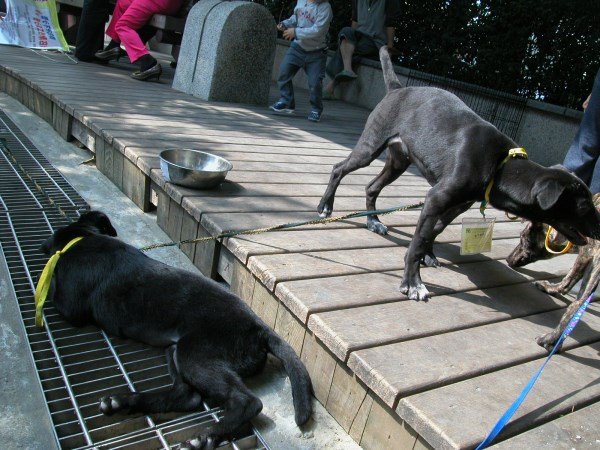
509, 194, 600, 351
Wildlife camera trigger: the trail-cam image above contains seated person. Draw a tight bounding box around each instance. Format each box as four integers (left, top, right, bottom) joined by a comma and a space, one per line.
270, 0, 333, 123
325, 0, 400, 98
75, 0, 155, 64
95, 0, 181, 80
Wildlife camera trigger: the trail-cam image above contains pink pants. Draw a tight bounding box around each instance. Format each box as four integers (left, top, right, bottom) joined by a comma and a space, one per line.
106, 0, 181, 63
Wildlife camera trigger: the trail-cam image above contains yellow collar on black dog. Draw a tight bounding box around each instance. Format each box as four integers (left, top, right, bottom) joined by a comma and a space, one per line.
35, 236, 83, 327
480, 147, 528, 217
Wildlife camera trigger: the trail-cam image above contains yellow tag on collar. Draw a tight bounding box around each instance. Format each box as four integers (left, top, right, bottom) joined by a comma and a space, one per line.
480, 147, 528, 216
34, 236, 83, 328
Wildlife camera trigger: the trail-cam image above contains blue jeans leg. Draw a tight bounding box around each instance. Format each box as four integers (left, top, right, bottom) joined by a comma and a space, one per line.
563, 69, 600, 193
277, 46, 303, 109
305, 50, 326, 113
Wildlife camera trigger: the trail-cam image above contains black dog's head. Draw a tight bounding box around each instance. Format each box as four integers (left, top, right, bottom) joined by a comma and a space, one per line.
40, 211, 117, 255
526, 167, 600, 246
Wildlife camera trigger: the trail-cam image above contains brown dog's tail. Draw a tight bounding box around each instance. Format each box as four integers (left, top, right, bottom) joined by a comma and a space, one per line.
266, 330, 312, 426
380, 46, 402, 92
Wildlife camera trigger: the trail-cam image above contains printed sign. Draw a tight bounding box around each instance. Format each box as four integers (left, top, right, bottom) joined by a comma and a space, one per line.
0, 0, 68, 50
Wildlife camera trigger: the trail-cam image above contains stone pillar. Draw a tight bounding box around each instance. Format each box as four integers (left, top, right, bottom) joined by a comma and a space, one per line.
173, 0, 276, 106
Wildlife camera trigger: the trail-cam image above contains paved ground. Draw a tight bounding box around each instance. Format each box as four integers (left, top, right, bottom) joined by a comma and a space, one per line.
0, 91, 360, 450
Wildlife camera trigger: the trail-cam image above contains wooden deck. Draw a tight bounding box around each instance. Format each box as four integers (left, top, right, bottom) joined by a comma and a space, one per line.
1, 46, 598, 450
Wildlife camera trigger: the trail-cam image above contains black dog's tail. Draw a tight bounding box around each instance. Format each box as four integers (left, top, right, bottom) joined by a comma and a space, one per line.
380, 46, 402, 92
266, 331, 312, 425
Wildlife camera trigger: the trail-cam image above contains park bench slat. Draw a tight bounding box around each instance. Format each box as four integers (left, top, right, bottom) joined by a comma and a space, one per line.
398, 341, 600, 449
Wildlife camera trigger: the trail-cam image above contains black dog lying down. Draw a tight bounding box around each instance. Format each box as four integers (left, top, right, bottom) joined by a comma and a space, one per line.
318, 46, 600, 301
508, 193, 600, 352
40, 211, 312, 450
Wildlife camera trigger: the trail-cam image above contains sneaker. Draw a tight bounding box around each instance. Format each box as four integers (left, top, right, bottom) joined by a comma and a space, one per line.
307, 110, 322, 122
270, 101, 294, 114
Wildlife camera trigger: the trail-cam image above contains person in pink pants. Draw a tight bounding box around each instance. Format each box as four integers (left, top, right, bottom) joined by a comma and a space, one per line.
95, 0, 182, 81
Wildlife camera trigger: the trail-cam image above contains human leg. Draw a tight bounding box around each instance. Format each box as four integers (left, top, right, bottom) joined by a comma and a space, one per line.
75, 0, 111, 61
273, 45, 303, 111
114, 0, 181, 63
563, 69, 600, 193
305, 49, 327, 115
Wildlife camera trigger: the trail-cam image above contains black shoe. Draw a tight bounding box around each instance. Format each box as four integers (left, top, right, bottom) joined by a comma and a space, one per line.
94, 46, 127, 62
130, 63, 162, 81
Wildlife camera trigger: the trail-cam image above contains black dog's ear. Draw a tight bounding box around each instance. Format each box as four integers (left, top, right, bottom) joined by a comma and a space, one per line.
97, 213, 118, 236
78, 211, 118, 236
534, 178, 566, 210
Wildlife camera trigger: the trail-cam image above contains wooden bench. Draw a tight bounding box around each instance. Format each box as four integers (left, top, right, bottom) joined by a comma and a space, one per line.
55, 0, 190, 62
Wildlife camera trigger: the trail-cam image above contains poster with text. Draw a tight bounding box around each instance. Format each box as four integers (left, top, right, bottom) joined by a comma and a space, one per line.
0, 0, 68, 50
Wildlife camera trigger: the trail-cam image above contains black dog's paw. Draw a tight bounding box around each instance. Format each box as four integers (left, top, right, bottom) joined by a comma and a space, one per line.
99, 395, 127, 415
399, 280, 431, 301
367, 218, 388, 235
421, 253, 440, 268
318, 203, 332, 218
536, 332, 561, 353
181, 435, 217, 450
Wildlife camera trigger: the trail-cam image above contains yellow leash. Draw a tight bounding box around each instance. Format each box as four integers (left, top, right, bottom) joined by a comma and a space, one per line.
480, 147, 528, 217
34, 237, 83, 327
544, 227, 573, 255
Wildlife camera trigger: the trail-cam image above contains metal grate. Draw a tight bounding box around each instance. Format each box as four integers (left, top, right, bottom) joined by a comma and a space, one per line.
405, 69, 527, 140
0, 110, 270, 450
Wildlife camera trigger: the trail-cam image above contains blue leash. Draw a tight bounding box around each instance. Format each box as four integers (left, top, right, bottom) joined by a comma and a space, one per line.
476, 293, 594, 449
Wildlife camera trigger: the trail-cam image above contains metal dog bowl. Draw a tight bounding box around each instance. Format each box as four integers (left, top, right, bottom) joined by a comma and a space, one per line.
159, 149, 233, 189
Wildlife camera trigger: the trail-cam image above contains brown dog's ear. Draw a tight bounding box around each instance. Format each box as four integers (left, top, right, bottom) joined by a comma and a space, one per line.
534, 178, 566, 210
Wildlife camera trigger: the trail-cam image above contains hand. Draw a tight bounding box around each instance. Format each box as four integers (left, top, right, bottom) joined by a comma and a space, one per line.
583, 93, 591, 110
277, 22, 285, 31
283, 28, 295, 41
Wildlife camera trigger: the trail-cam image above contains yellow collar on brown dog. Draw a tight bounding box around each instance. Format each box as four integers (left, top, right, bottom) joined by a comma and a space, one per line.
480, 147, 528, 216
34, 236, 83, 327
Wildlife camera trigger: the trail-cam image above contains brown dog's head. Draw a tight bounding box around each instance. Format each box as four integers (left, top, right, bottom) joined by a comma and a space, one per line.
507, 192, 600, 268
39, 211, 117, 255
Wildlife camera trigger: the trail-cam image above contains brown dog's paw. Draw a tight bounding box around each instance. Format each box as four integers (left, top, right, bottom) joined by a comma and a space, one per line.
536, 332, 562, 353
534, 280, 563, 296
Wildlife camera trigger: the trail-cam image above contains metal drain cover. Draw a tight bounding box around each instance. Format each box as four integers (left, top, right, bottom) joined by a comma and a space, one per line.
0, 110, 269, 450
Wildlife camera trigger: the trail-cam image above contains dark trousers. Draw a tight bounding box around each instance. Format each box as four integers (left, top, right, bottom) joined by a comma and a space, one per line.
75, 0, 111, 60
277, 43, 327, 113
563, 69, 600, 193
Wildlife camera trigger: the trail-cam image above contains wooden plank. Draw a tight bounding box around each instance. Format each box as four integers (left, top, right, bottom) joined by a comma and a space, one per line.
222, 220, 523, 264
179, 211, 200, 262
300, 331, 337, 405
491, 402, 600, 449
360, 398, 418, 450
349, 303, 600, 408
398, 342, 600, 449
122, 157, 150, 211
308, 282, 571, 361
250, 241, 569, 291
274, 251, 573, 323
